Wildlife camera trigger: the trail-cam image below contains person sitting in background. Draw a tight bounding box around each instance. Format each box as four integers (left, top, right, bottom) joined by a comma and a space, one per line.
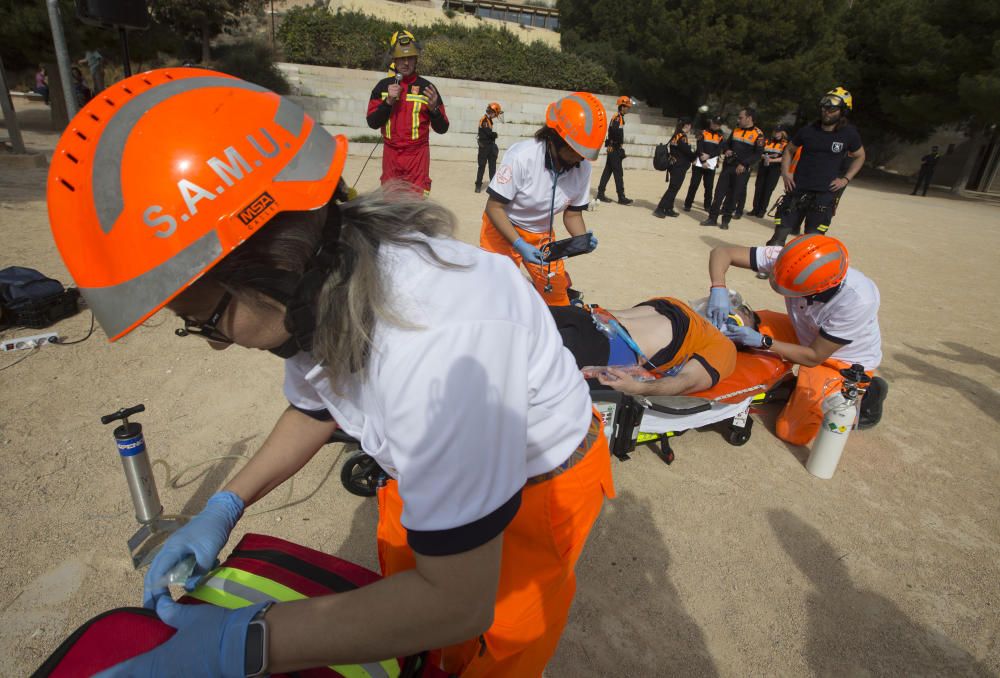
33, 65, 49, 104
549, 296, 738, 396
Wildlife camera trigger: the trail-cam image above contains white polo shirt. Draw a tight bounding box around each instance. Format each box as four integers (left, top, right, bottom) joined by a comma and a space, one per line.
487, 139, 592, 233
753, 246, 883, 370
283, 235, 593, 555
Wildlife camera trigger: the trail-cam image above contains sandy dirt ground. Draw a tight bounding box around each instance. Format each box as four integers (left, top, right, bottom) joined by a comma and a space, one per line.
2, 100, 999, 677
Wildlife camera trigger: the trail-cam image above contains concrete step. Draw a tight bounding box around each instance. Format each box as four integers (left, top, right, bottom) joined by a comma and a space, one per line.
295, 98, 674, 138
281, 62, 679, 165
279, 63, 675, 126
329, 128, 661, 170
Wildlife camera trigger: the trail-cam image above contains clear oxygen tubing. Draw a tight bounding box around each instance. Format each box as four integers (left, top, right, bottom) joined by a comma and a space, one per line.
589, 306, 688, 377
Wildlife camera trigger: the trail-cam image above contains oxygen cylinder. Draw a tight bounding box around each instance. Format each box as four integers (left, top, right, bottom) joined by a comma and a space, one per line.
806, 364, 869, 479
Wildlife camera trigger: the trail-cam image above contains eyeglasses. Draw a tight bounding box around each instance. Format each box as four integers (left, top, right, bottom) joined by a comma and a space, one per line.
175, 292, 233, 344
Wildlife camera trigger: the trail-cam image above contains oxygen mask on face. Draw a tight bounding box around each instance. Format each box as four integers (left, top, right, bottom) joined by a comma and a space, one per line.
692, 288, 755, 328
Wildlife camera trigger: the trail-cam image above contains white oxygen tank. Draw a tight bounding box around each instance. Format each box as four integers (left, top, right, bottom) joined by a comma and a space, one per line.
806, 364, 868, 479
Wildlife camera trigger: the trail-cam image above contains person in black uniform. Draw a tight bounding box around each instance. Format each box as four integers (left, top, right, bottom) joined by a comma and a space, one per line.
911, 146, 940, 196
748, 124, 789, 217
653, 118, 695, 218
475, 102, 503, 193
700, 107, 764, 230
683, 115, 724, 213
596, 96, 635, 205
766, 87, 865, 246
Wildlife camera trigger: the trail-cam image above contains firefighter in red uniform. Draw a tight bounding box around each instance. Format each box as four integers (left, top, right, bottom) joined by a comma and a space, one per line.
366, 30, 449, 193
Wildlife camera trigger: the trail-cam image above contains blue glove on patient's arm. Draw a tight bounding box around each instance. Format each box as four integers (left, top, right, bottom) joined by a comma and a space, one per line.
724, 324, 764, 348
95, 597, 268, 678
707, 287, 731, 329
143, 491, 244, 608
513, 237, 547, 265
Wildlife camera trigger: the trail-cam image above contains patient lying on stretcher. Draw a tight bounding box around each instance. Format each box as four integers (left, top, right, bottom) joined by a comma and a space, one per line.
550, 297, 755, 396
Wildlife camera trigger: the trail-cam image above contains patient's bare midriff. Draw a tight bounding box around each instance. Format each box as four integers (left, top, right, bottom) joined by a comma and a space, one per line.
611, 306, 674, 360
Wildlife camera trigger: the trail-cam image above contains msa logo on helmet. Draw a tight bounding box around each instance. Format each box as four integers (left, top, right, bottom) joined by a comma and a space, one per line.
238, 191, 276, 226
143, 128, 283, 238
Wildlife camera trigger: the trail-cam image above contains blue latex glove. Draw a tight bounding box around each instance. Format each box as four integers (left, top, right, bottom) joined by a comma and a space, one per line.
707, 287, 731, 329
513, 237, 546, 265
143, 491, 244, 609
724, 324, 764, 348
587, 232, 599, 252
94, 597, 267, 678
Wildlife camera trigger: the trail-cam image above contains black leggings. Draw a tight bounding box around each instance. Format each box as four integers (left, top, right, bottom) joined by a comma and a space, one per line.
656, 163, 690, 212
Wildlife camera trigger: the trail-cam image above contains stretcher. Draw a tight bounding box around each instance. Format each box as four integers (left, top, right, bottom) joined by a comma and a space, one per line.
593, 350, 795, 464
335, 350, 795, 495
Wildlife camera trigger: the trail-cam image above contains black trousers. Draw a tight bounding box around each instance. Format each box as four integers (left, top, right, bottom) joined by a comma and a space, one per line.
752, 163, 782, 214
912, 167, 934, 196
684, 165, 715, 210
766, 189, 841, 245
598, 147, 626, 198
476, 143, 499, 187
708, 164, 751, 220
656, 162, 690, 212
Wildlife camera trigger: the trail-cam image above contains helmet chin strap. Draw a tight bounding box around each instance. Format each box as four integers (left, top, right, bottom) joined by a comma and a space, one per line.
239, 201, 350, 359
279, 202, 350, 358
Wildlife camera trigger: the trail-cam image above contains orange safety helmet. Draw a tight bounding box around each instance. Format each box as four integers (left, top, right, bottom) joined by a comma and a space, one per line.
616, 95, 634, 109
487, 102, 503, 116
47, 67, 348, 341
770, 234, 849, 297
544, 92, 607, 161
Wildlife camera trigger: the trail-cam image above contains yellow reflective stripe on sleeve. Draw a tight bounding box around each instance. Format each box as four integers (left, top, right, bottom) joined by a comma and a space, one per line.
411, 102, 422, 140
405, 94, 429, 104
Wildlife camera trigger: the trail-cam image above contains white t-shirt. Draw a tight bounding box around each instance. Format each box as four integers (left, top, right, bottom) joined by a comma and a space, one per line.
753, 246, 883, 370
284, 236, 593, 553
487, 139, 592, 233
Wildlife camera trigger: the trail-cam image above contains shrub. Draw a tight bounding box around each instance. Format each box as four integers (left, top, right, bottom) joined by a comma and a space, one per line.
277, 7, 615, 93
212, 40, 290, 94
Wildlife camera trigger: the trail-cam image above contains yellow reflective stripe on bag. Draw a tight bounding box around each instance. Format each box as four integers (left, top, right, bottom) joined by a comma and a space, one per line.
188, 569, 401, 678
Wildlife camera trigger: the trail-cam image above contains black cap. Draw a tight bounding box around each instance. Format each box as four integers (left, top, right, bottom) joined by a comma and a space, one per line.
710, 115, 723, 124
775, 123, 788, 132
678, 116, 692, 125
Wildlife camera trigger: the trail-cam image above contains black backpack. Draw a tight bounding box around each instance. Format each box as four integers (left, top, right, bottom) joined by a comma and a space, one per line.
653, 143, 671, 171
0, 267, 80, 329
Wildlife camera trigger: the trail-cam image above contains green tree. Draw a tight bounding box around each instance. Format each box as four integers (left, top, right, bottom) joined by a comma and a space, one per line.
149, 0, 263, 63
559, 0, 851, 122
927, 0, 1000, 192
844, 0, 1000, 191
0, 0, 185, 78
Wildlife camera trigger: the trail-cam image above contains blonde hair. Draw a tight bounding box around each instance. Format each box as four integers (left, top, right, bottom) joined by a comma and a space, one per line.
206, 185, 461, 383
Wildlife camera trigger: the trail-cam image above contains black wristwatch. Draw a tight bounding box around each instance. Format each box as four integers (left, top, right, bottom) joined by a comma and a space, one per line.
760, 334, 774, 349
245, 602, 273, 677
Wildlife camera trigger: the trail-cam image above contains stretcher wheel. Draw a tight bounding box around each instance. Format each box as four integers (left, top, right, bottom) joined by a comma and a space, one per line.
726, 418, 753, 446
340, 451, 382, 497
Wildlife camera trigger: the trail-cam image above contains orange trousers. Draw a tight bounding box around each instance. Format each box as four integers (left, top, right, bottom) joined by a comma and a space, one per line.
479, 214, 570, 306
759, 311, 873, 446
376, 414, 614, 676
